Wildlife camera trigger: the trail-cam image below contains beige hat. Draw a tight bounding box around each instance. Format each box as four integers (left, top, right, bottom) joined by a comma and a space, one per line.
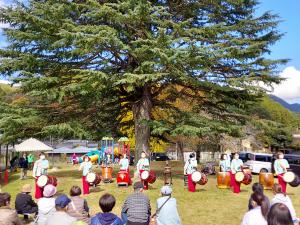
22, 184, 32, 193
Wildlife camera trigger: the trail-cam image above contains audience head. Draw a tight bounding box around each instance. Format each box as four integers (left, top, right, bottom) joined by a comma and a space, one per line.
22, 184, 32, 193
99, 193, 116, 213
55, 194, 71, 211
267, 203, 293, 225
252, 183, 264, 194
43, 184, 57, 198
161, 185, 172, 196
70, 185, 82, 197
250, 192, 268, 219
133, 181, 144, 192
0, 192, 11, 207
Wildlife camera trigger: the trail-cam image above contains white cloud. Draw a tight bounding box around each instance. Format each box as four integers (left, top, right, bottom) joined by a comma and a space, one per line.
0, 79, 11, 84
271, 66, 300, 103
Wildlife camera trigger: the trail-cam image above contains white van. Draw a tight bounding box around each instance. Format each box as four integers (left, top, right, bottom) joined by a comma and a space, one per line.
243, 153, 273, 173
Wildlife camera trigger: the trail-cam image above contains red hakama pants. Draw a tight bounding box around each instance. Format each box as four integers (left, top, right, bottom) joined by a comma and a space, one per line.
187, 174, 196, 192
82, 176, 89, 195
278, 173, 287, 193
230, 172, 241, 194
35, 176, 43, 199
140, 170, 149, 190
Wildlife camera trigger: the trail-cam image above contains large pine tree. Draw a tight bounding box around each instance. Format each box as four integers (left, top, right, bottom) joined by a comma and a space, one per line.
0, 0, 286, 158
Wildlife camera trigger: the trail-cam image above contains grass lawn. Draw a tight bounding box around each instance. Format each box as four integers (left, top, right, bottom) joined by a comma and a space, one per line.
1, 161, 300, 225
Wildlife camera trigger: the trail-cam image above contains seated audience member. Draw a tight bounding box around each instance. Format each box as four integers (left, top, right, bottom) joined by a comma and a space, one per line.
267, 203, 293, 225
0, 192, 23, 225
156, 185, 181, 225
271, 184, 299, 223
37, 184, 57, 225
67, 186, 90, 224
241, 192, 268, 225
248, 183, 270, 210
15, 184, 38, 216
47, 194, 77, 225
121, 182, 151, 225
91, 193, 123, 225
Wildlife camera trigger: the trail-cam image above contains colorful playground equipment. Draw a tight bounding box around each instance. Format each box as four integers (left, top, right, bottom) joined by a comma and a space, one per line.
74, 136, 130, 165
118, 137, 130, 156
78, 150, 103, 165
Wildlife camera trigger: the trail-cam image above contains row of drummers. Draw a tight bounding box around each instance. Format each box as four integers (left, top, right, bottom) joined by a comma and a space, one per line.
35, 152, 156, 197
184, 152, 300, 193
78, 152, 157, 194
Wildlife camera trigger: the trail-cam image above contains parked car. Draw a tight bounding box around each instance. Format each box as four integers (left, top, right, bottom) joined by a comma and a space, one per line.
151, 153, 170, 161
243, 152, 273, 173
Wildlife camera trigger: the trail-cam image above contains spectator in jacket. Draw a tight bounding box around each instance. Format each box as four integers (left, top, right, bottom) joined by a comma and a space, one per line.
67, 186, 90, 224
15, 184, 38, 216
18, 153, 28, 180
156, 185, 181, 225
248, 183, 270, 210
267, 203, 293, 225
241, 192, 268, 225
37, 184, 57, 225
91, 193, 123, 225
271, 184, 299, 223
0, 192, 23, 225
46, 194, 77, 225
121, 182, 151, 225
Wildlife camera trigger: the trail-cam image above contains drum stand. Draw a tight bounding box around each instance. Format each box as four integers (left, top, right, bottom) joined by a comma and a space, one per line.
164, 161, 172, 185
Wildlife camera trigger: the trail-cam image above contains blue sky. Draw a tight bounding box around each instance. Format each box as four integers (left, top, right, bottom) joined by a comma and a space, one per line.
1, 0, 300, 103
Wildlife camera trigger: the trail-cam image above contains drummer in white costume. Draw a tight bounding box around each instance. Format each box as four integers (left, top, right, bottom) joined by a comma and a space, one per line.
119, 153, 132, 185
136, 151, 150, 190
184, 153, 197, 192
79, 156, 92, 195
274, 151, 289, 193
32, 152, 49, 199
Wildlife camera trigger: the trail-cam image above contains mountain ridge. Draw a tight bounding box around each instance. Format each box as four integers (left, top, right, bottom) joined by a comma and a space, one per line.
269, 95, 300, 114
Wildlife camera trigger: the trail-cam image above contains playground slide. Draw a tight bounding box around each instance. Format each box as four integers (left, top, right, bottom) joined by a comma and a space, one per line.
78, 150, 102, 164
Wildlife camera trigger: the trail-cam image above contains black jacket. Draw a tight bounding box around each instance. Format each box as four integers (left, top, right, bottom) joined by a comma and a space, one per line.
15, 193, 38, 214
18, 157, 28, 169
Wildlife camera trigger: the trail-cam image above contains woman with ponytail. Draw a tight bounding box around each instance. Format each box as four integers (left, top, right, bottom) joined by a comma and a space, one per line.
241, 192, 269, 225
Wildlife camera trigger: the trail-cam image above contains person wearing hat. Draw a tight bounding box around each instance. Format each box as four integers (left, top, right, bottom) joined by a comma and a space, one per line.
155, 186, 182, 225
136, 152, 150, 190
91, 193, 123, 225
33, 152, 50, 199
184, 153, 198, 192
37, 184, 57, 225
78, 156, 93, 195
46, 194, 77, 225
15, 184, 38, 216
121, 181, 151, 225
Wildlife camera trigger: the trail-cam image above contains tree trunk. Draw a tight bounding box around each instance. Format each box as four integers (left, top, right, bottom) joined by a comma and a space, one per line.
177, 141, 184, 162
133, 86, 152, 164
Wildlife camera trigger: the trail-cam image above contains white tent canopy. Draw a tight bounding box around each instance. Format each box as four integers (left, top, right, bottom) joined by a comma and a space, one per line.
14, 138, 53, 152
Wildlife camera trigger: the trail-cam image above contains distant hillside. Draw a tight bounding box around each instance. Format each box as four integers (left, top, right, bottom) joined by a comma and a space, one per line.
270, 95, 300, 114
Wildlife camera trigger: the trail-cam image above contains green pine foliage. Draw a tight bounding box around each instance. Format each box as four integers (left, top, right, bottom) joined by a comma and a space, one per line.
0, 1, 287, 155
